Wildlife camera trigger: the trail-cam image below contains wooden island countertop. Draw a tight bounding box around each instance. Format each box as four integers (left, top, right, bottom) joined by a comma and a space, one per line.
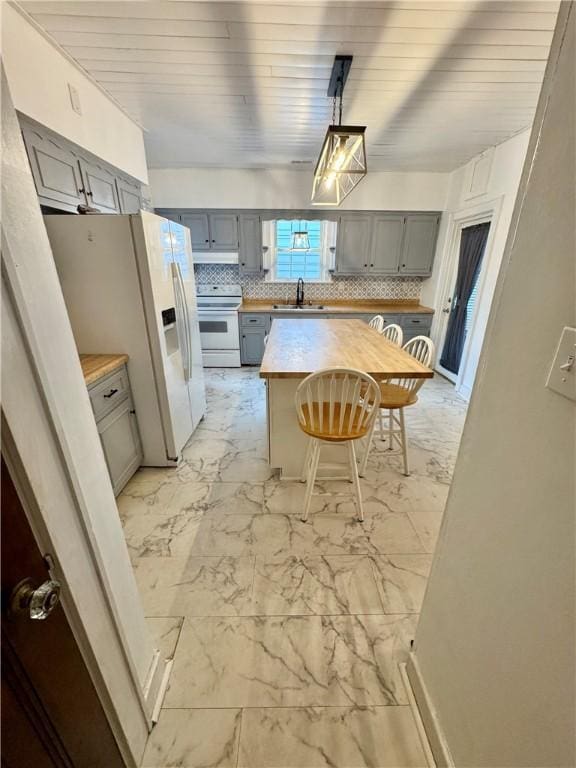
79, 354, 129, 385
260, 319, 433, 380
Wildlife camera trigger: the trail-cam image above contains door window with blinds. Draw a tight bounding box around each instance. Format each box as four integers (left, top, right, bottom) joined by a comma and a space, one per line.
263, 219, 336, 282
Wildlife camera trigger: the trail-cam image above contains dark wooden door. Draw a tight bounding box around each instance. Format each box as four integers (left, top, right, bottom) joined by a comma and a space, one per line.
1, 458, 125, 768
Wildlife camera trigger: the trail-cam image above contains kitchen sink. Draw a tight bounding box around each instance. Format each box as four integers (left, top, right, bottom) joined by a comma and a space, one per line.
272, 304, 325, 311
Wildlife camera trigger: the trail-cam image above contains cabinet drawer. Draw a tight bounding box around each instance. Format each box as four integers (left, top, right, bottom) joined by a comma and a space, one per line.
400, 314, 432, 330
241, 313, 270, 329
89, 367, 130, 421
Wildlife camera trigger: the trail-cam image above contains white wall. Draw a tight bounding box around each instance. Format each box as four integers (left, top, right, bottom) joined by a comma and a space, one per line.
1, 4, 148, 183
421, 130, 530, 398
149, 166, 449, 211
412, 4, 575, 766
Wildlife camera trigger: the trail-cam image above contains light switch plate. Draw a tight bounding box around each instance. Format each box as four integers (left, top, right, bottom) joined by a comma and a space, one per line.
546, 326, 576, 401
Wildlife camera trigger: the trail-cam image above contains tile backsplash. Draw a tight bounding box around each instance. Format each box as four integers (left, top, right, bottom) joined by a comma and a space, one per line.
194, 264, 422, 300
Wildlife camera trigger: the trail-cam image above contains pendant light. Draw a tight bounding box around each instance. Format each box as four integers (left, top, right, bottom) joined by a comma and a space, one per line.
291, 231, 310, 250
311, 55, 367, 207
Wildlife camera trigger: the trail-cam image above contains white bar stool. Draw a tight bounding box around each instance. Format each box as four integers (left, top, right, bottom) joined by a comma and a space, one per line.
295, 368, 380, 523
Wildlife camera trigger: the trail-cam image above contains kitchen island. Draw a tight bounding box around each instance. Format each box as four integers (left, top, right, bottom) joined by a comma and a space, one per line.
260, 319, 433, 478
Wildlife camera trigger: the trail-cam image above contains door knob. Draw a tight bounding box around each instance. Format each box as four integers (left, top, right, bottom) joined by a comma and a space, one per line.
10, 577, 61, 620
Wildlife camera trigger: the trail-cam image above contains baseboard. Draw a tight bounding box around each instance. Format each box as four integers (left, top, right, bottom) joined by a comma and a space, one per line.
399, 663, 436, 767
406, 655, 455, 768
142, 649, 174, 725
456, 381, 472, 401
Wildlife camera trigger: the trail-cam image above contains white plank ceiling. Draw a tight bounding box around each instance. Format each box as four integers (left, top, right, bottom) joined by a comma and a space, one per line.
19, 1, 559, 171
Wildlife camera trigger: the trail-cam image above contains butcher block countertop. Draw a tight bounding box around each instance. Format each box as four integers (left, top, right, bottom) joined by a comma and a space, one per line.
240, 299, 434, 314
260, 319, 434, 380
79, 354, 129, 386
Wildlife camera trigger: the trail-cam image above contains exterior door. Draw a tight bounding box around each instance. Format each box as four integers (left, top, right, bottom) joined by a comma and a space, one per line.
1, 458, 124, 768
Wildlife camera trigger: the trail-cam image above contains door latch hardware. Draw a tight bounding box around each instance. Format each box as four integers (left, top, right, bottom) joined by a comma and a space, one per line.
10, 578, 61, 620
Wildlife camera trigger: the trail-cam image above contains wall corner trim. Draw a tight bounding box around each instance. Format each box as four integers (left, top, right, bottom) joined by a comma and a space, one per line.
406, 654, 455, 768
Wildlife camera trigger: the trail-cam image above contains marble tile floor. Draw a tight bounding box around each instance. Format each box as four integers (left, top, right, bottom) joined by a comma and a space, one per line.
119, 368, 467, 768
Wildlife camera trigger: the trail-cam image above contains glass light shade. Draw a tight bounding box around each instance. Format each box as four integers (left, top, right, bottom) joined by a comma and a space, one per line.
311, 125, 367, 206
291, 231, 311, 250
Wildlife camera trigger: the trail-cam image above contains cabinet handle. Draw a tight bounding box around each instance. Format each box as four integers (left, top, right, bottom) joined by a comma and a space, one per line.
103, 388, 118, 398
241, 262, 246, 266
205, 239, 209, 243
78, 187, 86, 194
363, 263, 367, 267
87, 191, 93, 197
211, 239, 216, 243
370, 263, 374, 267
130, 409, 136, 414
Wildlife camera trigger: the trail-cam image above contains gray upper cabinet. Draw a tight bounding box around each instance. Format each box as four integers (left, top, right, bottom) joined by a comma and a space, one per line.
239, 214, 262, 274
180, 213, 210, 250
178, 212, 238, 251
20, 117, 142, 215
399, 215, 440, 275
79, 159, 120, 213
116, 178, 142, 213
22, 126, 85, 210
370, 215, 405, 274
209, 213, 239, 250
335, 214, 373, 275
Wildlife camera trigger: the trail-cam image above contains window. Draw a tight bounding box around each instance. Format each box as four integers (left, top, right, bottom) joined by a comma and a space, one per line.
263, 219, 336, 282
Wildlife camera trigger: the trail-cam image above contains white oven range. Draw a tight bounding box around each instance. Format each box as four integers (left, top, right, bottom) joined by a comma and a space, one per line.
196, 284, 242, 367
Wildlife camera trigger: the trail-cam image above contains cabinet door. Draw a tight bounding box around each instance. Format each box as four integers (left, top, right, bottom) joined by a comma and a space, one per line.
116, 178, 142, 213
335, 215, 372, 275
241, 328, 266, 365
180, 213, 210, 251
97, 397, 142, 496
22, 126, 85, 210
370, 215, 404, 273
399, 215, 440, 276
239, 214, 262, 274
209, 213, 239, 250
79, 159, 120, 213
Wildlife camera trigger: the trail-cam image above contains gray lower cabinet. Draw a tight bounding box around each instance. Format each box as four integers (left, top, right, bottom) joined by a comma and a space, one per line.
335, 214, 373, 275
240, 313, 270, 364
88, 365, 142, 496
239, 214, 263, 274
400, 313, 433, 341
241, 328, 267, 365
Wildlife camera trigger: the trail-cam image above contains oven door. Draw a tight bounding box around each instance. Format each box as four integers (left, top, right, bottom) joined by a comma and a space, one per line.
198, 311, 240, 350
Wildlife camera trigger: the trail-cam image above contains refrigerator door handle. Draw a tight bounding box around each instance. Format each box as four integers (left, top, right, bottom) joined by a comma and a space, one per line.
171, 262, 190, 381
175, 262, 193, 381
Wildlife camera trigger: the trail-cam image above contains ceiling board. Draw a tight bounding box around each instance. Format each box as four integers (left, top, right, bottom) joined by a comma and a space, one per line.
19, 0, 558, 172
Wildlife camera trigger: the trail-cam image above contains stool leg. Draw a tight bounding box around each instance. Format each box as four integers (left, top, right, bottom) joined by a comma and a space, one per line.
378, 408, 384, 440
399, 408, 410, 476
300, 438, 313, 483
359, 415, 377, 478
347, 441, 364, 522
388, 408, 394, 450
302, 439, 320, 522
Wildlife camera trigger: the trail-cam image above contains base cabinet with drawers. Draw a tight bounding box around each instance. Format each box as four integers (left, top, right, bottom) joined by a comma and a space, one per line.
239, 311, 433, 365
87, 364, 143, 496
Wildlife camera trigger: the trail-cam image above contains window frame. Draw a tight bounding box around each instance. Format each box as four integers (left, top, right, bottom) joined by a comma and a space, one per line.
262, 219, 336, 283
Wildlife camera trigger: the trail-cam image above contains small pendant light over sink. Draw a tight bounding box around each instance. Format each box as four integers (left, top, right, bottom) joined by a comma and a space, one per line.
291, 230, 311, 250
312, 56, 367, 206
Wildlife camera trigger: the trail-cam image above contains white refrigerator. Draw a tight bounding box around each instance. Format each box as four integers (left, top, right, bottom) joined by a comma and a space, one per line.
45, 211, 206, 467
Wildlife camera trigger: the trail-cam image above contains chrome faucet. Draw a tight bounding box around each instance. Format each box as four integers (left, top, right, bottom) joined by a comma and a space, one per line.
296, 277, 305, 307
